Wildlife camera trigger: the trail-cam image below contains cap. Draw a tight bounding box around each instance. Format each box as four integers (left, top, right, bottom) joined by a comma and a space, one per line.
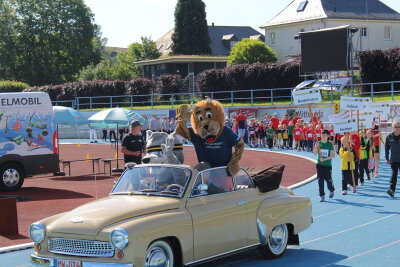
131, 120, 142, 128
273, 113, 278, 116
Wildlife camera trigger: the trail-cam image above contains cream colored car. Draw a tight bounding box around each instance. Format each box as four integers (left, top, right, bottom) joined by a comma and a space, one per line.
30, 164, 312, 267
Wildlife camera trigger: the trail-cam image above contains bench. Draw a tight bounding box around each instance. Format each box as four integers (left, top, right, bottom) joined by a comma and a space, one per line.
61, 158, 102, 176
102, 158, 124, 175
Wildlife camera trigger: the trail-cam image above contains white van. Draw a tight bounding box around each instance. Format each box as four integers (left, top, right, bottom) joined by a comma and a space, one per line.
0, 92, 60, 191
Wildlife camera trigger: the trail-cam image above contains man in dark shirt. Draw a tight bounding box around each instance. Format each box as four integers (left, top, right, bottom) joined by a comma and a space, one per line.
385, 119, 400, 197
121, 120, 146, 164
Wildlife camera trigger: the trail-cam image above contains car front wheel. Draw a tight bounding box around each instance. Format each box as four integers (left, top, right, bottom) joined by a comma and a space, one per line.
145, 239, 175, 267
0, 163, 24, 191
260, 224, 289, 259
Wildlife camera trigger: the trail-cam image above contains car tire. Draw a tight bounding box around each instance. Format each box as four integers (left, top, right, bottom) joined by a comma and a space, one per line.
145, 239, 175, 267
259, 224, 288, 259
0, 163, 25, 192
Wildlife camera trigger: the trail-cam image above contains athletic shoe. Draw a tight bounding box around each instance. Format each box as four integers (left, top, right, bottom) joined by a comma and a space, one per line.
352, 188, 357, 193
342, 191, 347, 195
329, 191, 334, 198
387, 189, 395, 198
319, 196, 325, 202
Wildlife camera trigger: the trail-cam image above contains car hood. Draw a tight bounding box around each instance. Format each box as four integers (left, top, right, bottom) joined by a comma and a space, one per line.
46, 195, 180, 236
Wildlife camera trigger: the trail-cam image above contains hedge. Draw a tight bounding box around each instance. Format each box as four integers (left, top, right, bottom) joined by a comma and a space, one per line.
0, 81, 30, 93
358, 48, 400, 92
196, 60, 303, 101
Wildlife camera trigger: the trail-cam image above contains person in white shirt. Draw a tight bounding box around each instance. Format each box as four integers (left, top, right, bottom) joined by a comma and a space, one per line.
89, 125, 98, 143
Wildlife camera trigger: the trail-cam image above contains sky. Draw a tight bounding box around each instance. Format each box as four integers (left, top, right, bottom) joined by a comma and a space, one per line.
84, 0, 400, 48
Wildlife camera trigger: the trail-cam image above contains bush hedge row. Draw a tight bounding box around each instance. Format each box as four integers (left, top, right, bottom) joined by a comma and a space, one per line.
23, 61, 302, 104
196, 60, 303, 100
0, 81, 30, 93
358, 48, 400, 92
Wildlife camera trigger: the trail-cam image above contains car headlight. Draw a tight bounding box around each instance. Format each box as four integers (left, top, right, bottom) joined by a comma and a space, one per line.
110, 228, 129, 249
29, 223, 45, 243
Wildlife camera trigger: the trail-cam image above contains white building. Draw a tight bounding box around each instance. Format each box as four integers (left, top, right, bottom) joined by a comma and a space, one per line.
261, 0, 400, 61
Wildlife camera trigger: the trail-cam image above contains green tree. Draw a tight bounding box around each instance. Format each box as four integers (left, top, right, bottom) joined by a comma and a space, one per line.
3, 0, 102, 85
171, 0, 211, 55
76, 59, 137, 81
141, 36, 162, 60
228, 38, 277, 65
0, 0, 18, 80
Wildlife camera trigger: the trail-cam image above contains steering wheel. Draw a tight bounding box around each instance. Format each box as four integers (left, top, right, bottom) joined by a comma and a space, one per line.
166, 184, 184, 194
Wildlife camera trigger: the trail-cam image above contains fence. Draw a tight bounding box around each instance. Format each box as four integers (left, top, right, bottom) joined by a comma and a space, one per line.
51, 80, 400, 110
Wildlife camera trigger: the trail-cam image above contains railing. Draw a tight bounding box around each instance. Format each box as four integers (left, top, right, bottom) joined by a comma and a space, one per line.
51, 80, 400, 110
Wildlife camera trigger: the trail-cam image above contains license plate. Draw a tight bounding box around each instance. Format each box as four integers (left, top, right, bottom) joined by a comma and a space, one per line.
57, 259, 81, 267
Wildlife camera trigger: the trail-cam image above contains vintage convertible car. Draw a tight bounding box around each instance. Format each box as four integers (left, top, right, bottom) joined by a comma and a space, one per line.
30, 164, 312, 267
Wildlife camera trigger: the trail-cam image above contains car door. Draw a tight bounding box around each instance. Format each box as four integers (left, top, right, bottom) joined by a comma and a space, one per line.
186, 167, 248, 260
233, 169, 265, 246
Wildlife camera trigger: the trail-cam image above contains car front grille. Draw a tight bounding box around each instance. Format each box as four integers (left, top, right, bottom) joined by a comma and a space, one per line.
48, 238, 114, 257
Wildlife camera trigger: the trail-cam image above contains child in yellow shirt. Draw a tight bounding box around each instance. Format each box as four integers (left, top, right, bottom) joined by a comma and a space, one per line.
339, 136, 357, 194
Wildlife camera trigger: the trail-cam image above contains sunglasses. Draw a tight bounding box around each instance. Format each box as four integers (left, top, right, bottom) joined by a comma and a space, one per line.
394, 126, 400, 129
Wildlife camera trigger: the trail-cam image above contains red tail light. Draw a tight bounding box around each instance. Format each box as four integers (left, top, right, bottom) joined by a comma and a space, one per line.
53, 131, 58, 154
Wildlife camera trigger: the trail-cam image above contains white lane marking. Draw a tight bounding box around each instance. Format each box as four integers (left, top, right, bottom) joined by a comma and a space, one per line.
302, 213, 398, 245
314, 191, 387, 219
321, 240, 400, 267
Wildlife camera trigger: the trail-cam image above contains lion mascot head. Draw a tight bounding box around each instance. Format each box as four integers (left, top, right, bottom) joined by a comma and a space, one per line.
190, 98, 225, 143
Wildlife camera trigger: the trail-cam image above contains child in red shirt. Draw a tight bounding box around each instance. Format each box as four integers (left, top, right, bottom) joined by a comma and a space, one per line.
293, 123, 302, 150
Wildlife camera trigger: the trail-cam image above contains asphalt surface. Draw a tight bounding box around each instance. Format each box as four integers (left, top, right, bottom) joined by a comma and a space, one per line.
1, 148, 399, 267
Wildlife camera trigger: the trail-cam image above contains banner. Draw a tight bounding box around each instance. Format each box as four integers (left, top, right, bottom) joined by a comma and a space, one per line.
365, 102, 390, 120
292, 88, 322, 105
295, 80, 315, 89
313, 77, 350, 91
333, 117, 358, 134
328, 110, 351, 123
340, 96, 371, 110
354, 111, 374, 129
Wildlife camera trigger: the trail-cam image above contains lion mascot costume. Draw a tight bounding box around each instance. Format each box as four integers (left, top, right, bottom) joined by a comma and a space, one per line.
175, 98, 244, 176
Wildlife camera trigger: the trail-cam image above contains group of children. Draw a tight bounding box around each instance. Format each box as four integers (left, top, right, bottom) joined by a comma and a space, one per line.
315, 122, 383, 201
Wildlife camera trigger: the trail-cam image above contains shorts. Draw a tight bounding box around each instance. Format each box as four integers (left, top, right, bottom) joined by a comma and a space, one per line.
374, 145, 380, 154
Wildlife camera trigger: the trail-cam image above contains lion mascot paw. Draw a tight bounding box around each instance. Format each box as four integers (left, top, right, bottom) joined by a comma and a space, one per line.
175, 98, 244, 176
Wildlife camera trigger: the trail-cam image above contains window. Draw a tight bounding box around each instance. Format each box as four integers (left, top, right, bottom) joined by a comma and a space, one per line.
270, 32, 276, 45
230, 41, 237, 49
191, 167, 234, 196
156, 64, 166, 71
361, 27, 368, 38
384, 26, 392, 40
297, 1, 308, 12
233, 169, 255, 190
157, 43, 164, 50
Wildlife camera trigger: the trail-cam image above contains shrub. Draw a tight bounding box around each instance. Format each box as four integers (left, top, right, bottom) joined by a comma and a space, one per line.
0, 80, 30, 93
196, 60, 302, 102
23, 84, 62, 101
358, 48, 400, 92
126, 78, 155, 105
156, 75, 184, 102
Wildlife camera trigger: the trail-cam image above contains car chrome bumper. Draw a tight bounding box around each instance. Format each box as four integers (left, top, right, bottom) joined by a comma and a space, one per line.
30, 254, 134, 267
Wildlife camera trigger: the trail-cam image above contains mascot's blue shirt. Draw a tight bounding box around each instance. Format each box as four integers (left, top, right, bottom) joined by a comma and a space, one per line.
189, 126, 240, 167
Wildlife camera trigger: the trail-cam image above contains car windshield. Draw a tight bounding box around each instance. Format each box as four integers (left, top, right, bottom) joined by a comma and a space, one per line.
111, 165, 191, 198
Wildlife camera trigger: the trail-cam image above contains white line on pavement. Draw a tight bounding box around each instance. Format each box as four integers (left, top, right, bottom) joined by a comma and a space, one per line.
321, 240, 400, 267
302, 213, 398, 245
313, 191, 387, 219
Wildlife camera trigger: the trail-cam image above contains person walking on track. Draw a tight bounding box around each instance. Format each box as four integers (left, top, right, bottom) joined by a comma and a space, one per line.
385, 118, 400, 197
313, 129, 335, 202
